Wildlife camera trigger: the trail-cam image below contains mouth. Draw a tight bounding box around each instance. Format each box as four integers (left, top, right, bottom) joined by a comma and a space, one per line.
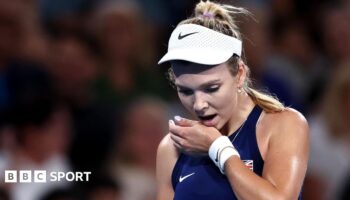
198, 114, 217, 126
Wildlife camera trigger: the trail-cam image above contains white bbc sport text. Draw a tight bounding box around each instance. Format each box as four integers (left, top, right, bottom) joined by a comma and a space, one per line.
4, 170, 91, 183
50, 171, 91, 182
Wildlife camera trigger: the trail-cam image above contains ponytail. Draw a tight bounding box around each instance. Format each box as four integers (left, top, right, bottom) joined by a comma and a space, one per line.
246, 88, 285, 113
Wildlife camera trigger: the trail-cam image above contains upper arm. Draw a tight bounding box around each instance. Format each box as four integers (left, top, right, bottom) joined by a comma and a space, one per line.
261, 109, 309, 199
156, 134, 179, 200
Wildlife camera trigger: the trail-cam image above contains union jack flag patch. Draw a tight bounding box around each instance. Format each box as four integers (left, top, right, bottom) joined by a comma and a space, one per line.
242, 160, 254, 171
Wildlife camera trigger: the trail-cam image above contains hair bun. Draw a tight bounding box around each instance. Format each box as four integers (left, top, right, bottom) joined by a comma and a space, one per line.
195, 1, 224, 20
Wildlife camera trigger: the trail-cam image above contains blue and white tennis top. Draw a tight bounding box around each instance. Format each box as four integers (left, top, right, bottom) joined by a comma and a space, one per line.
172, 106, 302, 199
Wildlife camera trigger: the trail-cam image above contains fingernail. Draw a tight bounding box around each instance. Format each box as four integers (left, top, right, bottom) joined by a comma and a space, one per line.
169, 120, 175, 125
174, 116, 182, 121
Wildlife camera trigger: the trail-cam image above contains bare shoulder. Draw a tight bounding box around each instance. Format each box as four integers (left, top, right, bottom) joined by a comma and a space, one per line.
157, 133, 179, 159
260, 107, 308, 131
256, 108, 309, 160
259, 107, 309, 142
156, 133, 179, 178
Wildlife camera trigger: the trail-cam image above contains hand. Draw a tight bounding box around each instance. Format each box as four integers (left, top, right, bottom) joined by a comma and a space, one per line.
169, 116, 222, 155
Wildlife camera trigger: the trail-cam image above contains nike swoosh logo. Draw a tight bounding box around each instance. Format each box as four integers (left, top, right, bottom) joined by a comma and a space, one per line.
178, 32, 198, 40
179, 172, 195, 183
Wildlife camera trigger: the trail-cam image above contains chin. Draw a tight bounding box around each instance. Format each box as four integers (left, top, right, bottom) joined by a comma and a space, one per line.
213, 119, 224, 130
215, 123, 224, 131
216, 119, 229, 134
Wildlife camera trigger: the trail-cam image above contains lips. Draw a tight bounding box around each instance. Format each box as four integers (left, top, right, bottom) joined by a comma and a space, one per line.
198, 114, 217, 126
198, 114, 216, 120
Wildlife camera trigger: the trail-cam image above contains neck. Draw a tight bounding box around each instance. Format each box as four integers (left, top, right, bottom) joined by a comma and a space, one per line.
222, 92, 255, 136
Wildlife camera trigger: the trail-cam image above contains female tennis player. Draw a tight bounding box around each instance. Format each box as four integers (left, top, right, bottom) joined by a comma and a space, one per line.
156, 1, 309, 199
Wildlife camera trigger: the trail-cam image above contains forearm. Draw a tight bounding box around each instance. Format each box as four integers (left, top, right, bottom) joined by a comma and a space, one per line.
225, 157, 296, 200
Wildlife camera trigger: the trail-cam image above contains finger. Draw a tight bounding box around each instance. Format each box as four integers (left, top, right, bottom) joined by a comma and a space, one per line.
173, 141, 182, 150
168, 119, 176, 132
171, 140, 186, 154
169, 120, 187, 138
169, 119, 175, 126
174, 115, 198, 127
170, 133, 184, 148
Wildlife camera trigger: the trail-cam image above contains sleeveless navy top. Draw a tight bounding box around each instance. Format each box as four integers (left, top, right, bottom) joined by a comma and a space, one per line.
172, 106, 302, 200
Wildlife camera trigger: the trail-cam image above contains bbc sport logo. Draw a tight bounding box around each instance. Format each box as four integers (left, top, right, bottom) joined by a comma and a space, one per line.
4, 170, 91, 183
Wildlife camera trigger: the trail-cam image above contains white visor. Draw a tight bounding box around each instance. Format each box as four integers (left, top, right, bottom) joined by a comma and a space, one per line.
158, 24, 242, 65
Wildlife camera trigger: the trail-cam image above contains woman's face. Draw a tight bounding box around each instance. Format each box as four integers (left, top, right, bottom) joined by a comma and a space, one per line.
172, 61, 240, 131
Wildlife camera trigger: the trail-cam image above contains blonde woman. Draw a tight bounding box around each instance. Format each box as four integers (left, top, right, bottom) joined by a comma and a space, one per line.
156, 1, 309, 199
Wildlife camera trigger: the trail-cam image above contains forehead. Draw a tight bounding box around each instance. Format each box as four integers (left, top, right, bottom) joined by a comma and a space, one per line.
172, 62, 233, 88
171, 61, 230, 79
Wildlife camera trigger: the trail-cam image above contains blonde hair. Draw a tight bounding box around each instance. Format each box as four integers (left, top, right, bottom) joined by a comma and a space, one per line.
170, 0, 285, 113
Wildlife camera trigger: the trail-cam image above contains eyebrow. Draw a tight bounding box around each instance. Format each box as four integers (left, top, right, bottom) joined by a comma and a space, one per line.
175, 79, 221, 89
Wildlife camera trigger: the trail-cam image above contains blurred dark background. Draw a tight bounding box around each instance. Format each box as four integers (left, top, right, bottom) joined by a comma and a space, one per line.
0, 0, 349, 200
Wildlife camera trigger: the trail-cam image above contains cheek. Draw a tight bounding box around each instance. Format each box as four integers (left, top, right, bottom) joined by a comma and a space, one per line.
213, 87, 236, 111
178, 94, 194, 113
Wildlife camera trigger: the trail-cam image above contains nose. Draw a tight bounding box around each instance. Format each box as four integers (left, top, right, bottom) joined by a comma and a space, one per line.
193, 92, 209, 114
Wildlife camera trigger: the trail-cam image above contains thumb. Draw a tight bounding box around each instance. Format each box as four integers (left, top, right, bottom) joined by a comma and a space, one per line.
174, 116, 198, 127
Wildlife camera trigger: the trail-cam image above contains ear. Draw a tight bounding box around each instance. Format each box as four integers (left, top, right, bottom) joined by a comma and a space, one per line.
236, 60, 247, 87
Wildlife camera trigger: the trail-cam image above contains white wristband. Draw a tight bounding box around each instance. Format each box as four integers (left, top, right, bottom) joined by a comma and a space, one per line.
208, 136, 240, 174
218, 146, 240, 174
209, 136, 232, 167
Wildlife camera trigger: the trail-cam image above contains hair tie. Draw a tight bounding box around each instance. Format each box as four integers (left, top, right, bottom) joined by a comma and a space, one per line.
202, 12, 214, 19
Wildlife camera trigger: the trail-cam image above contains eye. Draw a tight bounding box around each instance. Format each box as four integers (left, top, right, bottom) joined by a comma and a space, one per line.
178, 89, 194, 96
205, 85, 220, 93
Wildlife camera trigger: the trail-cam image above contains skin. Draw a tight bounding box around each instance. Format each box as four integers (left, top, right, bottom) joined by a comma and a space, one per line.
156, 61, 309, 200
